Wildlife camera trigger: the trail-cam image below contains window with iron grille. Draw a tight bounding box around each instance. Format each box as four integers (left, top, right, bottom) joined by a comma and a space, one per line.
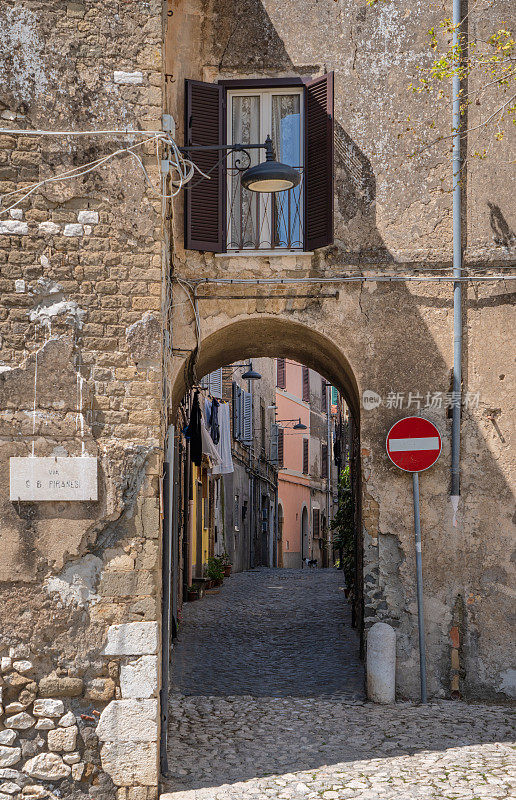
321, 443, 328, 478
184, 75, 334, 253
302, 438, 309, 474
276, 357, 286, 388
302, 366, 310, 402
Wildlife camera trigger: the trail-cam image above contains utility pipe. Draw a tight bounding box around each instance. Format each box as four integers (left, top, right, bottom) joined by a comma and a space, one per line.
451, 0, 462, 518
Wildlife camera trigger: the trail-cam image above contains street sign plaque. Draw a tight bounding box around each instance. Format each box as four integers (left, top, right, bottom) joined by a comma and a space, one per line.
386, 416, 441, 473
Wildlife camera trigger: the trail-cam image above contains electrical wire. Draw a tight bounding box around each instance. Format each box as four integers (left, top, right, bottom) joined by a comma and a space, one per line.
0, 130, 208, 215
187, 275, 516, 285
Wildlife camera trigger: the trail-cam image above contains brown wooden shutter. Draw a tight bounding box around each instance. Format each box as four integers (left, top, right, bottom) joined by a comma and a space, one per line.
302, 439, 309, 474
313, 508, 320, 538
302, 366, 310, 402
321, 444, 328, 478
184, 80, 225, 252
304, 73, 334, 251
277, 358, 286, 389
278, 427, 284, 468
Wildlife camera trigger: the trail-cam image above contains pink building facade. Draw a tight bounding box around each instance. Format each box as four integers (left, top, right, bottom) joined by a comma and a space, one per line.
276, 359, 334, 568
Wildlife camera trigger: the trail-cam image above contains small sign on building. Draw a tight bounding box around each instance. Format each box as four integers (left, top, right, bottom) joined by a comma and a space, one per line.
10, 457, 98, 501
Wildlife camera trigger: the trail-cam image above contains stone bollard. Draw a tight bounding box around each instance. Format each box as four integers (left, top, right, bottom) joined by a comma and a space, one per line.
367, 622, 396, 703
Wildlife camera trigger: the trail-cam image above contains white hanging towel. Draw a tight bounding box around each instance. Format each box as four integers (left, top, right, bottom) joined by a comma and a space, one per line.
211, 402, 234, 475
201, 413, 223, 469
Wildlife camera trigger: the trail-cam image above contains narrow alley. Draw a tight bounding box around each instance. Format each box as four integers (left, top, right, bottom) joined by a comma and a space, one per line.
163, 570, 515, 800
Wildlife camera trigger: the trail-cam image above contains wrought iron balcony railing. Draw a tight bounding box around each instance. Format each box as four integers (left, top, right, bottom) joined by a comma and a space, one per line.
226, 166, 304, 251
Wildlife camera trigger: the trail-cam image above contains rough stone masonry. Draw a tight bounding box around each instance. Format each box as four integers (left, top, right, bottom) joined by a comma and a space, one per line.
0, 1, 166, 798
0, 1, 515, 799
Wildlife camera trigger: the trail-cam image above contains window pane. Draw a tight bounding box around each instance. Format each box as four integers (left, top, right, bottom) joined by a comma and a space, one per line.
271, 94, 302, 248
229, 96, 260, 249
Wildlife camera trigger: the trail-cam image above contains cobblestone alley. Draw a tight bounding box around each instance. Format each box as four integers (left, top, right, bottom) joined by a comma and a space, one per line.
162, 569, 515, 799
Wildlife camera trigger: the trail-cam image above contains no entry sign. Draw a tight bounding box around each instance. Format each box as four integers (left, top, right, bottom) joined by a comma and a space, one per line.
386, 416, 441, 473
385, 415, 442, 704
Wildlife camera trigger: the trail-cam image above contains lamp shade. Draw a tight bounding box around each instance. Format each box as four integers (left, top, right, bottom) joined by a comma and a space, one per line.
293, 418, 307, 430
241, 160, 300, 193
242, 363, 262, 380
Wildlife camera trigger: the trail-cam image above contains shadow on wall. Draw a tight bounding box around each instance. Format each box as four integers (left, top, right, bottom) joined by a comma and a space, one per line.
487, 202, 516, 249
211, 0, 393, 265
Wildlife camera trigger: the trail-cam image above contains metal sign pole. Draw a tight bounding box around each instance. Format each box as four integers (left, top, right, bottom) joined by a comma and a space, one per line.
412, 471, 427, 703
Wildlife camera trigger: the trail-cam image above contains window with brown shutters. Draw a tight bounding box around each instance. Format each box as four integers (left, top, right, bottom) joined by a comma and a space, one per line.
304, 73, 334, 250
277, 358, 286, 389
313, 508, 320, 539
302, 366, 310, 402
184, 80, 225, 252
184, 75, 333, 254
302, 438, 309, 474
321, 443, 328, 478
277, 427, 284, 468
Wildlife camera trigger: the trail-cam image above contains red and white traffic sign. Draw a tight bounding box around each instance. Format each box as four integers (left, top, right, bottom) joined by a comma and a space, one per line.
386, 416, 441, 473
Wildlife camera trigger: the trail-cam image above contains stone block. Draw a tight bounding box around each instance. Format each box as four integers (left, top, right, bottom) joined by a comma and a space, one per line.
85, 678, 116, 702
32, 700, 64, 718
34, 720, 54, 731
0, 734, 16, 747
63, 224, 83, 237
0, 749, 20, 768
0, 221, 28, 235
102, 622, 158, 656
58, 712, 76, 728
47, 726, 77, 753
100, 742, 157, 787
77, 211, 99, 224
96, 700, 158, 743
38, 675, 83, 697
62, 752, 80, 765
0, 782, 19, 795
119, 656, 158, 699
128, 788, 148, 800
71, 763, 84, 781
23, 753, 71, 780
38, 222, 60, 235
114, 72, 143, 85
5, 713, 34, 730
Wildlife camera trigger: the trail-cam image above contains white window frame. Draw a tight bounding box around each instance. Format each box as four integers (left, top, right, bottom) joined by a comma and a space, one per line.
226, 87, 304, 252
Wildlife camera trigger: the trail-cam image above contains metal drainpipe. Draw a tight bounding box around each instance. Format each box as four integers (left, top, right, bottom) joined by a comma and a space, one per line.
326, 384, 332, 564
451, 0, 462, 522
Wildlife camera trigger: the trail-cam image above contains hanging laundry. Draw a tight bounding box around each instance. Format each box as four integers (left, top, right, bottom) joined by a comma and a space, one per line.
209, 397, 220, 445
201, 417, 222, 468
211, 402, 234, 475
184, 390, 202, 466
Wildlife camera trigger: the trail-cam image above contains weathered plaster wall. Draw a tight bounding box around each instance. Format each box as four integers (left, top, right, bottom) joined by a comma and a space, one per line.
166, 0, 515, 701
0, 1, 165, 797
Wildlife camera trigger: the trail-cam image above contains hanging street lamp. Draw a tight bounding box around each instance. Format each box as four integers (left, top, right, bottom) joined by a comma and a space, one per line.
180, 135, 300, 194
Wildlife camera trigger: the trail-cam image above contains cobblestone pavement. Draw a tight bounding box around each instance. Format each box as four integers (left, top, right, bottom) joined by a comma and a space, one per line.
170, 568, 364, 699
163, 569, 516, 799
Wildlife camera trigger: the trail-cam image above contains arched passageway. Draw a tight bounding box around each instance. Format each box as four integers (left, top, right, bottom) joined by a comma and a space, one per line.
168, 314, 363, 629
162, 316, 366, 789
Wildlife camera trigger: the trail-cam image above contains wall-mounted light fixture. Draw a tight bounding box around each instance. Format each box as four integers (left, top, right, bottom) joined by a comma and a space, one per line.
181, 135, 300, 194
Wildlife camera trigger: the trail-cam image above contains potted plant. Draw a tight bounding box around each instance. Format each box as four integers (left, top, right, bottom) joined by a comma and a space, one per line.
221, 551, 232, 577
205, 556, 224, 587
186, 585, 199, 602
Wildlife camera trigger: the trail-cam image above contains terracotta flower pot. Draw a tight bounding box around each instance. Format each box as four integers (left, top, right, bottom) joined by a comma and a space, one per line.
223, 565, 232, 577
187, 591, 198, 602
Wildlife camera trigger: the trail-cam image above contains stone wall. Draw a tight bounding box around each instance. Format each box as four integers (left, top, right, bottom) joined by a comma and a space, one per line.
0, 1, 165, 797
